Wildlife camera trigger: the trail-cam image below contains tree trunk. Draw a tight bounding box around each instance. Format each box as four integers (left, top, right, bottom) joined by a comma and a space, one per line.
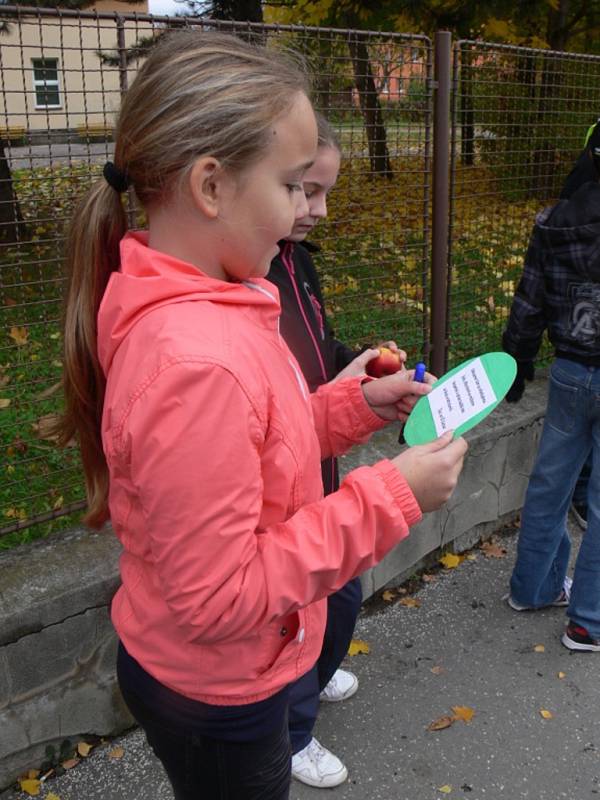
347, 33, 393, 178
0, 140, 25, 245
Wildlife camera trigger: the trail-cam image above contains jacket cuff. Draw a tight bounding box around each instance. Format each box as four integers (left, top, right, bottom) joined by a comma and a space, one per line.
372, 459, 422, 526
348, 376, 388, 433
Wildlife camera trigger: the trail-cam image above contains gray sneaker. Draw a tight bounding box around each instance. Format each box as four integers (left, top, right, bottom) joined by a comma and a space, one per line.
504, 576, 572, 611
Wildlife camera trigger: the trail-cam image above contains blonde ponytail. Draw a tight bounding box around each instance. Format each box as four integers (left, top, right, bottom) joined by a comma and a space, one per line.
61, 182, 126, 527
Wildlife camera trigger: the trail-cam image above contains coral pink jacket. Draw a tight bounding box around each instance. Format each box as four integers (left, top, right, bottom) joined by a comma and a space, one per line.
98, 232, 421, 705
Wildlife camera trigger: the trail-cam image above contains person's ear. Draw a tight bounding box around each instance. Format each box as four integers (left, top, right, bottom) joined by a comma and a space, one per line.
188, 157, 223, 219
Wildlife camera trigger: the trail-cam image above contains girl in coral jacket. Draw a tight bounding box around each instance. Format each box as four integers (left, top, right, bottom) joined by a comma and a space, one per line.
57, 30, 467, 800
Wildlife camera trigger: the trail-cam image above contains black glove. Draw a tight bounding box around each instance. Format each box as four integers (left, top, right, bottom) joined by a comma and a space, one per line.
506, 360, 535, 403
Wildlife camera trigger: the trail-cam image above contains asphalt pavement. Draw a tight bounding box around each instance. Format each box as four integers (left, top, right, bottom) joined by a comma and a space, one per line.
2, 517, 598, 800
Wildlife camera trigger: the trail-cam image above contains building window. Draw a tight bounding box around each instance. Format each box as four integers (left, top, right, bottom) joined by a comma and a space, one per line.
32, 58, 61, 109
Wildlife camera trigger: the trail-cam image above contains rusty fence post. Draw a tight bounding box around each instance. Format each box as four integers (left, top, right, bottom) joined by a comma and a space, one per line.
430, 30, 452, 376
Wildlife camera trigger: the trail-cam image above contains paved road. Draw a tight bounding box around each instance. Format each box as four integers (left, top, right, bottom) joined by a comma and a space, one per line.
5, 143, 114, 170
2, 518, 597, 800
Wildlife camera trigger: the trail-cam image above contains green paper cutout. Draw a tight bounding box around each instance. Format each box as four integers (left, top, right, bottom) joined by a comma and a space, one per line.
403, 352, 517, 446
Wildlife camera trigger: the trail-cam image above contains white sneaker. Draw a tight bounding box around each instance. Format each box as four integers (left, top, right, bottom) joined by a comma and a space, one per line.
319, 669, 359, 702
291, 737, 348, 788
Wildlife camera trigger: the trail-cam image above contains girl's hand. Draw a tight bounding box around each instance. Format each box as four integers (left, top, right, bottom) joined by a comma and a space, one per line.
333, 348, 381, 382
391, 431, 468, 512
333, 343, 407, 383
377, 340, 405, 362
362, 367, 434, 422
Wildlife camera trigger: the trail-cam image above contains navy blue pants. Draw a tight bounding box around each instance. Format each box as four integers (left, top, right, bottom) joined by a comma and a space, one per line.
288, 577, 362, 753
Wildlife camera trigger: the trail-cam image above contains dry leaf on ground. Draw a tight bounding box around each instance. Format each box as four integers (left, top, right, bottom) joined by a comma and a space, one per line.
18, 779, 40, 796
0, 398, 10, 409
439, 786, 452, 794
45, 793, 61, 800
430, 665, 444, 675
439, 553, 463, 569
77, 742, 92, 757
451, 705, 475, 723
533, 644, 545, 653
382, 589, 396, 602
480, 540, 507, 558
427, 715, 455, 731
540, 709, 553, 719
348, 639, 370, 656
9, 326, 28, 346
31, 413, 60, 442
108, 746, 125, 759
399, 596, 421, 608
35, 381, 61, 401
558, 671, 566, 679
422, 573, 436, 582
61, 758, 80, 770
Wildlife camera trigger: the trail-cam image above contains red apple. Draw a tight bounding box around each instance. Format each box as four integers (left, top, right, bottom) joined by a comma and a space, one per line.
365, 347, 403, 378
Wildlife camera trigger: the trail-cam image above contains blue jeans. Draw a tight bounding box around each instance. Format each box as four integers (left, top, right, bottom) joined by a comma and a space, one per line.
288, 577, 362, 754
510, 358, 600, 637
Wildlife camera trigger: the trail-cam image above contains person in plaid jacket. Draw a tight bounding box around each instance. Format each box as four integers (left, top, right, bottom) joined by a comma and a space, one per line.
502, 121, 600, 652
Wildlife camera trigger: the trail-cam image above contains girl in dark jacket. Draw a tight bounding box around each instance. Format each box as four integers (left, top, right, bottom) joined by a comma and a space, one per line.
267, 115, 403, 788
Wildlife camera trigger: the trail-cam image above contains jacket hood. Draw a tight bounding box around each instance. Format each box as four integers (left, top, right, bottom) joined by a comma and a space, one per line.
535, 182, 600, 280
97, 231, 281, 375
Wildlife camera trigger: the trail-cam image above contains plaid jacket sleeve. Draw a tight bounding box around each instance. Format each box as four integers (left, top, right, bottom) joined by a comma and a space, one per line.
502, 224, 547, 362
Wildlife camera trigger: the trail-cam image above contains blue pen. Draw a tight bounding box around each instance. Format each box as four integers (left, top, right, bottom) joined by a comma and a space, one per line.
399, 362, 427, 444
414, 362, 426, 382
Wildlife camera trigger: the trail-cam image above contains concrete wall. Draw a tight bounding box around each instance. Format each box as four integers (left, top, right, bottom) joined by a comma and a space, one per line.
0, 377, 548, 789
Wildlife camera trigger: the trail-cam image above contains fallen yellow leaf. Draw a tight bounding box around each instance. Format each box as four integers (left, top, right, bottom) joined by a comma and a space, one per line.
439, 553, 462, 569
558, 671, 566, 679
465, 553, 477, 561
18, 779, 40, 796
398, 596, 421, 608
451, 705, 475, 723
382, 589, 396, 602
26, 771, 40, 780
77, 742, 92, 757
348, 639, 370, 656
431, 665, 444, 675
439, 786, 452, 794
533, 644, 545, 653
427, 715, 455, 731
540, 709, 553, 719
46, 794, 61, 800
9, 326, 28, 346
108, 746, 125, 759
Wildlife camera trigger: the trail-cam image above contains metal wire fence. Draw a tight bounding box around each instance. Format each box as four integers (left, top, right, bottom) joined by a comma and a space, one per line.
2, 9, 600, 541
0, 8, 433, 541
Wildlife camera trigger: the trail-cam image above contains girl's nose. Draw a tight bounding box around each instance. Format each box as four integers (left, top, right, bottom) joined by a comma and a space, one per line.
312, 197, 327, 219
295, 188, 309, 220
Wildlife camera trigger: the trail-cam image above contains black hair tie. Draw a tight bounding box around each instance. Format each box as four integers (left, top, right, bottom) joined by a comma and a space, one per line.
103, 161, 130, 193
